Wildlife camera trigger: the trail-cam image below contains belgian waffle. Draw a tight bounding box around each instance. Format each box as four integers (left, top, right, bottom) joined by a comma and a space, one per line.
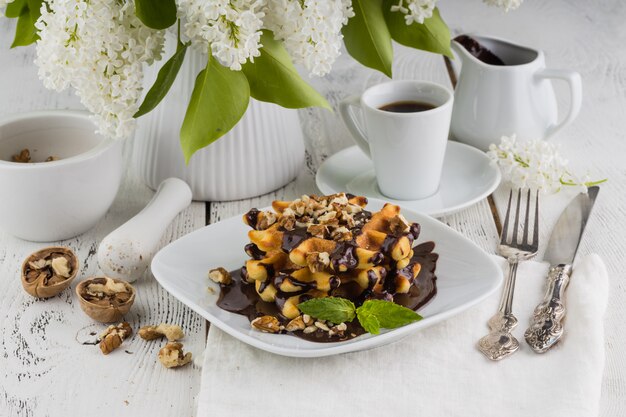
240, 193, 424, 319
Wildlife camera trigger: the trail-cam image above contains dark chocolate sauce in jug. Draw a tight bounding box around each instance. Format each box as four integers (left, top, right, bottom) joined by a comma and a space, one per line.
454, 35, 506, 66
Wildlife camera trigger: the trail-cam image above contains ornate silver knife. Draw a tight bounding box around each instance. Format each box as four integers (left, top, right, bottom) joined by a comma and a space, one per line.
524, 186, 600, 353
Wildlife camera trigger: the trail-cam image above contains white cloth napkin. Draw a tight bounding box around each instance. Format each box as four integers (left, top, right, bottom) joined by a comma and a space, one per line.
197, 254, 608, 417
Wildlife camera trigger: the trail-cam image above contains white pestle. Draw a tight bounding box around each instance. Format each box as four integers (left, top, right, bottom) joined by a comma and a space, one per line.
97, 177, 193, 282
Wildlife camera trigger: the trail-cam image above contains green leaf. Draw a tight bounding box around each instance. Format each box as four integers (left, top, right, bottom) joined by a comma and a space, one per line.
135, 43, 188, 118
383, 5, 453, 58
356, 307, 381, 334
26, 0, 42, 25
11, 6, 38, 48
342, 0, 393, 78
5, 0, 27, 18
135, 0, 177, 30
241, 31, 330, 110
356, 299, 422, 334
180, 55, 250, 163
297, 297, 357, 324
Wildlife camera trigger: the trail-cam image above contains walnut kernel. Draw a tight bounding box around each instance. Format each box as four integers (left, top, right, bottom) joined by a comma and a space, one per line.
208, 267, 232, 285
251, 315, 281, 333
99, 322, 132, 355
139, 323, 185, 342
158, 342, 192, 369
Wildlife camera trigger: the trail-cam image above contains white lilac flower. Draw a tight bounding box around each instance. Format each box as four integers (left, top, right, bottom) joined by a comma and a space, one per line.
482, 0, 523, 12
177, 0, 266, 71
35, 0, 164, 139
390, 0, 437, 25
264, 0, 354, 77
487, 135, 604, 194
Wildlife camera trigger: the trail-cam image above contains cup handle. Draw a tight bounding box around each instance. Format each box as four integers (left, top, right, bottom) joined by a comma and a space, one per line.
537, 69, 583, 138
339, 95, 371, 158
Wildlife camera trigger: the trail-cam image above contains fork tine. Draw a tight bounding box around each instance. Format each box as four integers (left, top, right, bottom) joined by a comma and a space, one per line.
500, 190, 513, 244
532, 190, 540, 247
522, 188, 531, 245
511, 189, 522, 244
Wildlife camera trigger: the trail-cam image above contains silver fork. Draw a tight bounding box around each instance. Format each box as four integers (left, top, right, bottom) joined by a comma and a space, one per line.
478, 189, 539, 361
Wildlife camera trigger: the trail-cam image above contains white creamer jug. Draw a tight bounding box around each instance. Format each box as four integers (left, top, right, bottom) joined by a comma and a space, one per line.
450, 34, 582, 151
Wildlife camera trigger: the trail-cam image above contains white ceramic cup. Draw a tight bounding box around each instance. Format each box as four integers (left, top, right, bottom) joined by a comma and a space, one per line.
339, 80, 454, 200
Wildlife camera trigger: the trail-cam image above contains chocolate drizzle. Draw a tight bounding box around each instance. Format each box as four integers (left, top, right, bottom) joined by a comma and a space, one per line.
217, 241, 438, 343
244, 208, 261, 229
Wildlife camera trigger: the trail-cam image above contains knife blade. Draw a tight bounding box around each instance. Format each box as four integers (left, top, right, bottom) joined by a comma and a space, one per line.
524, 186, 600, 353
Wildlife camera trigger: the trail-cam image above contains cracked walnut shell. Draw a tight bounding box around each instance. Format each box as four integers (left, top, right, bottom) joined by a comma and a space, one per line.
76, 277, 136, 323
158, 342, 192, 368
21, 247, 78, 298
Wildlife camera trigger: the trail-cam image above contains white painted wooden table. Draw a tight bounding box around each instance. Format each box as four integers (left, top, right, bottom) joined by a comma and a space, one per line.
0, 0, 624, 415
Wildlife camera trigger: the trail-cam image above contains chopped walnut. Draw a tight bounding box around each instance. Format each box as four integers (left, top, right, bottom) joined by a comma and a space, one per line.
331, 226, 352, 242
251, 315, 282, 333
285, 316, 306, 332
208, 267, 232, 285
305, 251, 330, 273
12, 149, 30, 163
388, 214, 411, 236
317, 210, 338, 223
257, 211, 277, 230
138, 323, 184, 342
302, 314, 314, 326
158, 342, 192, 369
307, 224, 328, 239
99, 322, 132, 355
278, 214, 296, 231
303, 325, 317, 334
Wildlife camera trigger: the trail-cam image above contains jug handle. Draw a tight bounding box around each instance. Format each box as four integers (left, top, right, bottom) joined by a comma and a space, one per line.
536, 69, 582, 139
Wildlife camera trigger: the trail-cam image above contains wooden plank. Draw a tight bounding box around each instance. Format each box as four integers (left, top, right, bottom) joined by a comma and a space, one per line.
0, 21, 207, 417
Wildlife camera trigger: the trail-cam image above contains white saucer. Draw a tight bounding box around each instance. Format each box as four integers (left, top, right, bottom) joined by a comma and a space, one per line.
316, 141, 501, 217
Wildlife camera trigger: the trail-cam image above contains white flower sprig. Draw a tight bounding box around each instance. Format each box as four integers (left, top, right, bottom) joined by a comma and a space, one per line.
482, 0, 523, 12
177, 0, 266, 71
35, 0, 165, 139
390, 0, 437, 25
487, 135, 606, 194
264, 0, 354, 77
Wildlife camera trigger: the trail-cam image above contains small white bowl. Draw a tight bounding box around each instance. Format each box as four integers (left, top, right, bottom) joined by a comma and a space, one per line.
0, 111, 123, 242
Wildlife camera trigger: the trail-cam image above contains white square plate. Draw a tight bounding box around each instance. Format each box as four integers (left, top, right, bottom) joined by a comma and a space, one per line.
151, 199, 502, 358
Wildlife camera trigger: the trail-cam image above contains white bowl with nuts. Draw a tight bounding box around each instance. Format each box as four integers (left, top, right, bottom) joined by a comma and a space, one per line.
0, 110, 123, 241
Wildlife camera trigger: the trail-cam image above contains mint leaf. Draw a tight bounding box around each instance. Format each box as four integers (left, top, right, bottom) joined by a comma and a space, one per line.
180, 54, 250, 163
298, 297, 356, 324
135, 43, 188, 118
356, 300, 422, 334
342, 0, 393, 77
382, 5, 453, 58
356, 307, 381, 334
241, 31, 331, 110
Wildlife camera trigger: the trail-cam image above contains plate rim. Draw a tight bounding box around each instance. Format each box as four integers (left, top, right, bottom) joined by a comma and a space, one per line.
315, 141, 501, 217
151, 200, 502, 358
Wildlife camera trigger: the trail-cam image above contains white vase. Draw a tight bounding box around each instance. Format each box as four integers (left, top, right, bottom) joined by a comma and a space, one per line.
133, 40, 305, 201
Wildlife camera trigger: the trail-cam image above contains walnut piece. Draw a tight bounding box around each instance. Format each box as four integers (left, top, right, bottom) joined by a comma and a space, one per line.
158, 342, 192, 369
285, 316, 306, 332
330, 226, 352, 242
83, 277, 131, 306
251, 315, 282, 333
305, 251, 330, 273
11, 148, 60, 163
99, 322, 132, 355
138, 323, 184, 342
208, 267, 232, 285
257, 211, 277, 230
307, 224, 328, 239
50, 256, 71, 278
389, 214, 410, 236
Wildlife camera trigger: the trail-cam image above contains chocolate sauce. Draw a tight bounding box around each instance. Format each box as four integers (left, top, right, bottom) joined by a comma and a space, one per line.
281, 227, 308, 253
244, 243, 265, 260
217, 241, 438, 343
244, 208, 261, 229
454, 35, 505, 66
